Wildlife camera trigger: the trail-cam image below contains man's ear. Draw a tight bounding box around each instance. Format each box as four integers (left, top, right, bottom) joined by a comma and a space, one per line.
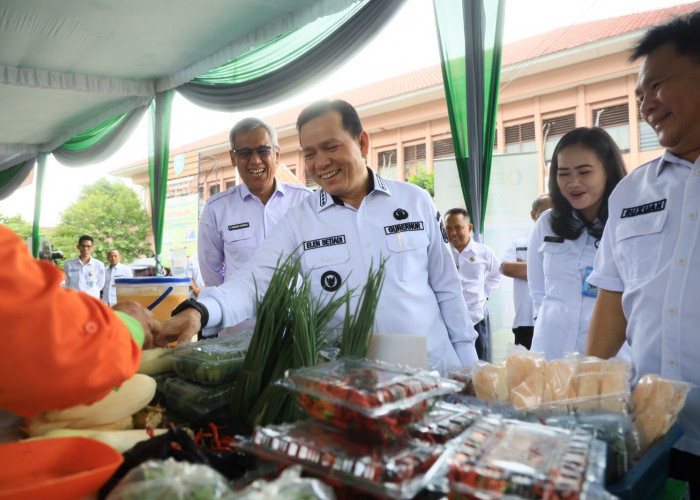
530, 210, 537, 221
359, 130, 370, 157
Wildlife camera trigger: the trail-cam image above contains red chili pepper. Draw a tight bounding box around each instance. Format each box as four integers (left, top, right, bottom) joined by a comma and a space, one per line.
170, 442, 182, 451
209, 422, 221, 449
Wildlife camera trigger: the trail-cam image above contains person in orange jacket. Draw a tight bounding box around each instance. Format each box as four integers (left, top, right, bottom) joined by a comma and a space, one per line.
0, 224, 162, 417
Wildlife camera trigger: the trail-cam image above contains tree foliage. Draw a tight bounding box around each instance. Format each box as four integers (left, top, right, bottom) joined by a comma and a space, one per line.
0, 213, 32, 240
51, 178, 151, 263
406, 165, 434, 197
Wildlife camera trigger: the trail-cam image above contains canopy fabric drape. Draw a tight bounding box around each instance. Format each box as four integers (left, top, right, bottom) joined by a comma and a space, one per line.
147, 90, 174, 270
53, 105, 150, 167
179, 0, 405, 110
0, 157, 35, 200
433, 0, 505, 239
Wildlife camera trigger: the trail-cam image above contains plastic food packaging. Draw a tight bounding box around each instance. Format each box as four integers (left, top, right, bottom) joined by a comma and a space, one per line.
161, 377, 237, 421
448, 416, 607, 499
170, 331, 253, 385
230, 465, 336, 500
632, 374, 691, 452
408, 402, 481, 444
278, 357, 463, 440
444, 366, 475, 396
238, 420, 450, 499
106, 457, 233, 499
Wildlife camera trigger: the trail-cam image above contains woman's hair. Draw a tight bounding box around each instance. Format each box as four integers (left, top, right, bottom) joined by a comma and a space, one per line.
548, 127, 627, 239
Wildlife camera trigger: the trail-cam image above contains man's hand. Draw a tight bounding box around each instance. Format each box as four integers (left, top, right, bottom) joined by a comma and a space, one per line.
155, 309, 201, 347
112, 301, 160, 349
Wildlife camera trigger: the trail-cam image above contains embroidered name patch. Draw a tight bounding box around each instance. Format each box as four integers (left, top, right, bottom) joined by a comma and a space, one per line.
621, 199, 666, 218
303, 235, 346, 250
384, 222, 424, 235
544, 236, 564, 243
516, 246, 527, 251
228, 222, 250, 231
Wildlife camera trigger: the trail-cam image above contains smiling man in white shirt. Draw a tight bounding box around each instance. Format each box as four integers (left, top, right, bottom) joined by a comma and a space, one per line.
101, 249, 133, 306
586, 11, 700, 495
445, 208, 501, 362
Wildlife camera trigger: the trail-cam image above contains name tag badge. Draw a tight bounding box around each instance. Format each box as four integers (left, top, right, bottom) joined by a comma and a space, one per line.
582, 266, 598, 297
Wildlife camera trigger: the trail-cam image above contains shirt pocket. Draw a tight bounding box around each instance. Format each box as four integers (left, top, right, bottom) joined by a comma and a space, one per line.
303, 245, 351, 297
615, 212, 667, 283
384, 229, 430, 282
538, 240, 571, 283
223, 227, 257, 260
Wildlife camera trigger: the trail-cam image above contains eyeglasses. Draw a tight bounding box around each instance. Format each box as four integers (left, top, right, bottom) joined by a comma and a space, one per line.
232, 146, 274, 160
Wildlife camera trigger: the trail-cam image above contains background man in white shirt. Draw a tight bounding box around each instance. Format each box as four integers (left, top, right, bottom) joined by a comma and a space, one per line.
500, 195, 551, 349
445, 208, 501, 362
63, 235, 104, 299
101, 249, 133, 306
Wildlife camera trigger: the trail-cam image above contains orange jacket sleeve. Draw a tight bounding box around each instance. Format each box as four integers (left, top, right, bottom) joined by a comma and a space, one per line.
0, 225, 142, 417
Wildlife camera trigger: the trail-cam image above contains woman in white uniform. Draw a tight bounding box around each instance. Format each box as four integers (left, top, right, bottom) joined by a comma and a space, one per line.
528, 127, 630, 361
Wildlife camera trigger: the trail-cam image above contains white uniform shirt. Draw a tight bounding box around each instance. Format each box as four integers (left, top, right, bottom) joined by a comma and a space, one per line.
101, 262, 133, 306
198, 180, 311, 286
198, 170, 478, 368
589, 152, 700, 456
450, 239, 501, 324
501, 232, 533, 328
528, 210, 631, 361
64, 256, 105, 299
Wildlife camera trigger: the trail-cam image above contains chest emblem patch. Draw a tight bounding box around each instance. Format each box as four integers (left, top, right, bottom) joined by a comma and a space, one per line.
321, 270, 341, 292
620, 199, 666, 218
393, 208, 408, 220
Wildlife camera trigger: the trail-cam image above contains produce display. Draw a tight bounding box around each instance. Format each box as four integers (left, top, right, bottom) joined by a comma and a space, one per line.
472, 353, 633, 412
279, 358, 463, 440
241, 420, 447, 499
161, 377, 237, 422
632, 374, 691, 452
170, 332, 252, 385
448, 416, 606, 499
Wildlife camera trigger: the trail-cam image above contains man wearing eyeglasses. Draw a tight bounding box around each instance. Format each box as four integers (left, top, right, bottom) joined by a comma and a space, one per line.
198, 118, 311, 287
63, 234, 105, 299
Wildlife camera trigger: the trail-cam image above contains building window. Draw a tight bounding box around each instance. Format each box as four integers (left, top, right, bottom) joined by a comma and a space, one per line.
403, 143, 426, 178
504, 122, 536, 154
543, 114, 576, 162
433, 138, 454, 159
225, 180, 236, 190
593, 103, 630, 152
637, 108, 660, 152
209, 184, 220, 197
378, 149, 397, 179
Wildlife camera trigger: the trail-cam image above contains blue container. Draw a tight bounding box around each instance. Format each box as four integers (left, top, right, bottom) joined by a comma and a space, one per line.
607, 423, 683, 500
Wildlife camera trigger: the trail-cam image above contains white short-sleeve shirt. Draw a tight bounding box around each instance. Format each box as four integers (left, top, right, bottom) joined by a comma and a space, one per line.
528, 210, 630, 362
501, 232, 533, 328
588, 152, 700, 456
101, 262, 133, 306
450, 239, 501, 324
197, 180, 311, 286
64, 256, 105, 299
198, 169, 478, 368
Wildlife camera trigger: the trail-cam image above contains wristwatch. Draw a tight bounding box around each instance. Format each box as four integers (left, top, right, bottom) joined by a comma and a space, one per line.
171, 298, 209, 340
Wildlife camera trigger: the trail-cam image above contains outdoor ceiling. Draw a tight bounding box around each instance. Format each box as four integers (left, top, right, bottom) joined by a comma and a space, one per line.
0, 0, 356, 168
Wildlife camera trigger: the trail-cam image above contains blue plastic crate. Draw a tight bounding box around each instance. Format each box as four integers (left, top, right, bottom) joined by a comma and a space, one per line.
607, 423, 683, 500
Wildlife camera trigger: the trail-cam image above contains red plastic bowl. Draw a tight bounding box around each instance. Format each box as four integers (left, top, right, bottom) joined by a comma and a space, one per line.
0, 437, 123, 500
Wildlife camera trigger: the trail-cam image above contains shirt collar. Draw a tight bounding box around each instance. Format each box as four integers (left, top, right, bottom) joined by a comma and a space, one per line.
239, 179, 281, 201
315, 167, 390, 212
656, 151, 694, 177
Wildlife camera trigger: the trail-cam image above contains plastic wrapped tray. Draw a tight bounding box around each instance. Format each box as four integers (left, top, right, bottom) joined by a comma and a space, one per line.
160, 376, 236, 422
278, 357, 463, 440
409, 402, 481, 444
237, 420, 452, 499
448, 416, 607, 499
170, 332, 252, 385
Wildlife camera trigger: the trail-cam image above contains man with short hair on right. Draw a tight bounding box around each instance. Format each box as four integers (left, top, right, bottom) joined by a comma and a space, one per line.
198, 117, 311, 286
585, 10, 700, 496
102, 249, 133, 306
500, 194, 552, 349
63, 235, 104, 299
